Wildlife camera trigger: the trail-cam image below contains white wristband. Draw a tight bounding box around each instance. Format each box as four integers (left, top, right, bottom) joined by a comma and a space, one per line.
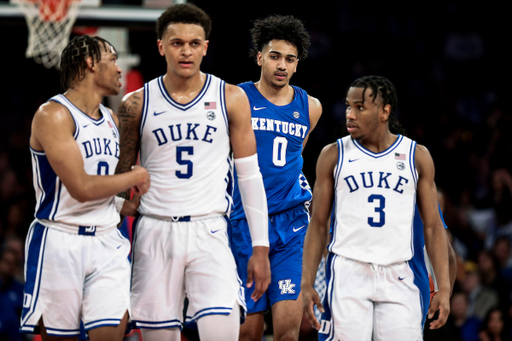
114, 196, 126, 213
235, 154, 269, 247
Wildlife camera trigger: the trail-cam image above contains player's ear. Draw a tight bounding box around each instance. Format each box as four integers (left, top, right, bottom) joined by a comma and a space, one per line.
257, 51, 262, 66
86, 56, 94, 71
381, 104, 391, 122
157, 39, 165, 57
203, 40, 209, 56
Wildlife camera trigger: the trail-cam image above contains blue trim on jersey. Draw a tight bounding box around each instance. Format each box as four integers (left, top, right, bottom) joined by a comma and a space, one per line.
130, 214, 142, 290
225, 158, 234, 214
50, 180, 63, 220
328, 140, 343, 251
334, 139, 344, 189
157, 74, 212, 111
84, 319, 122, 331
353, 134, 403, 159
132, 319, 183, 330
140, 82, 150, 139
31, 150, 59, 220
55, 94, 105, 125
21, 222, 49, 329
185, 306, 232, 322
44, 327, 81, 337
409, 141, 417, 184
220, 80, 229, 133
318, 252, 337, 341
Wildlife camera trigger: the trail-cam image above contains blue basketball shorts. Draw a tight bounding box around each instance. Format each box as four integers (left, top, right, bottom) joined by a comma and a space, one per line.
230, 204, 310, 313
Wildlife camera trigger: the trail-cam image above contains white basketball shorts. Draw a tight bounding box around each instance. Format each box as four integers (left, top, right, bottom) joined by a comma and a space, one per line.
20, 221, 131, 337
130, 215, 245, 329
324, 255, 423, 341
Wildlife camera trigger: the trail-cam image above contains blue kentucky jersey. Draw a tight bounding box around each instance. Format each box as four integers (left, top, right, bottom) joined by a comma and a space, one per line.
231, 82, 312, 219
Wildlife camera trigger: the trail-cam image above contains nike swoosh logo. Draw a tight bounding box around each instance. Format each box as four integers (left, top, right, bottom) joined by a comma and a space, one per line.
116, 244, 122, 249
293, 225, 306, 232
154, 111, 166, 116
348, 158, 361, 162
253, 106, 266, 111
398, 276, 405, 281
83, 124, 89, 128
211, 229, 222, 234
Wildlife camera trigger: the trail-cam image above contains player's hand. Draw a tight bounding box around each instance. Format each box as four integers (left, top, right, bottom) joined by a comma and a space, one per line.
120, 195, 140, 217
246, 246, 270, 301
131, 165, 150, 195
428, 289, 450, 329
301, 284, 323, 330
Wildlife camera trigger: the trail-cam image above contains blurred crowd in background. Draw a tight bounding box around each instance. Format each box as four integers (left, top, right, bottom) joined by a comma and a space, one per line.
1, 1, 511, 340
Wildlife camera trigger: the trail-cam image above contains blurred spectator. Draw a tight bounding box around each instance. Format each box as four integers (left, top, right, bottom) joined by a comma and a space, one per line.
451, 291, 481, 341
0, 247, 24, 341
462, 261, 499, 320
478, 308, 509, 341
478, 250, 512, 311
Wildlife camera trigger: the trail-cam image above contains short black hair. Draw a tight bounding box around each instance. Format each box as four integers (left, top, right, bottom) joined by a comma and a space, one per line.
156, 3, 212, 40
347, 75, 404, 135
60, 35, 115, 91
249, 15, 310, 62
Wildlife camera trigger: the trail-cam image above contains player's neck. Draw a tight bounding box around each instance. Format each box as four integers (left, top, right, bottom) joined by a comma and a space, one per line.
358, 130, 398, 154
63, 87, 103, 120
254, 80, 294, 106
163, 71, 206, 105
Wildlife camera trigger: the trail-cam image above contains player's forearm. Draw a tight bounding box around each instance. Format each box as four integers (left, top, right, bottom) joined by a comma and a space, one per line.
72, 168, 146, 202
235, 154, 269, 247
302, 220, 328, 287
424, 224, 450, 293
447, 239, 457, 294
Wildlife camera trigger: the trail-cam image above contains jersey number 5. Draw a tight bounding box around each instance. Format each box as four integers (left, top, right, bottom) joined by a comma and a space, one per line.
176, 146, 193, 179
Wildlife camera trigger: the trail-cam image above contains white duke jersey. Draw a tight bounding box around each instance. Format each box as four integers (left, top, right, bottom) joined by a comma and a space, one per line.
328, 134, 418, 265
138, 74, 232, 217
31, 94, 121, 234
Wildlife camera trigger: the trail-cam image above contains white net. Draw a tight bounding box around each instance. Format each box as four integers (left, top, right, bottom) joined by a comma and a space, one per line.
13, 0, 81, 69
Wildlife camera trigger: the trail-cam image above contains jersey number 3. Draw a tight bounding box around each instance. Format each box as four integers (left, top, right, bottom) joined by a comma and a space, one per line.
368, 194, 385, 227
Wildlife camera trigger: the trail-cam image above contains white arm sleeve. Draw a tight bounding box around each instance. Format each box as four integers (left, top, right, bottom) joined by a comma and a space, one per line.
234, 154, 269, 247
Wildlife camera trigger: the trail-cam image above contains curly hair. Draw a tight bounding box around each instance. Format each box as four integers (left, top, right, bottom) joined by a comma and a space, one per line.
156, 3, 212, 40
347, 75, 405, 135
249, 15, 310, 61
60, 35, 114, 91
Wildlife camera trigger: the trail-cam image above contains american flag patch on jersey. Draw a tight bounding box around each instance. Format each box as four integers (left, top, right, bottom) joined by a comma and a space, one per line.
205, 102, 217, 109
395, 152, 406, 160
108, 120, 113, 128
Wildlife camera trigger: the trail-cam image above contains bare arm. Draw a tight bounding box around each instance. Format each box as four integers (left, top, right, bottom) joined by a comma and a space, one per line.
415, 144, 450, 329
302, 95, 322, 149
30, 102, 149, 203
115, 88, 145, 198
447, 232, 457, 294
301, 142, 337, 330
226, 83, 270, 300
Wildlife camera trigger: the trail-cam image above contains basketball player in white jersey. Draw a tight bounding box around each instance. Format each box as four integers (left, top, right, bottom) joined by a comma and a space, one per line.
301, 76, 451, 340
20, 35, 150, 341
114, 4, 270, 341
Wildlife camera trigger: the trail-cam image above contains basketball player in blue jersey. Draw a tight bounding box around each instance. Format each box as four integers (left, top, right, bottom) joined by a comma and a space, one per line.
114, 4, 270, 341
301, 76, 451, 340
230, 15, 322, 341
20, 35, 150, 341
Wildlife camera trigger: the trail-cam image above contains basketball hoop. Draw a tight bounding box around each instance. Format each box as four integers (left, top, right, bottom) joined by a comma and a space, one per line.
13, 0, 81, 69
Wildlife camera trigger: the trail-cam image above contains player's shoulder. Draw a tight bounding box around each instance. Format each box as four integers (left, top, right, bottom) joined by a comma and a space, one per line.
33, 99, 74, 127
119, 87, 144, 118
225, 82, 249, 101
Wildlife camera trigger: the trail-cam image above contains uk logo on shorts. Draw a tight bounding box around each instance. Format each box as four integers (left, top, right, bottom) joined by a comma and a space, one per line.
278, 279, 296, 294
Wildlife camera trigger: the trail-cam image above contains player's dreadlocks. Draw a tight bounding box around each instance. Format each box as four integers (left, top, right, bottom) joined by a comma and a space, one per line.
348, 75, 405, 135
156, 3, 212, 40
250, 15, 310, 62
60, 35, 114, 91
